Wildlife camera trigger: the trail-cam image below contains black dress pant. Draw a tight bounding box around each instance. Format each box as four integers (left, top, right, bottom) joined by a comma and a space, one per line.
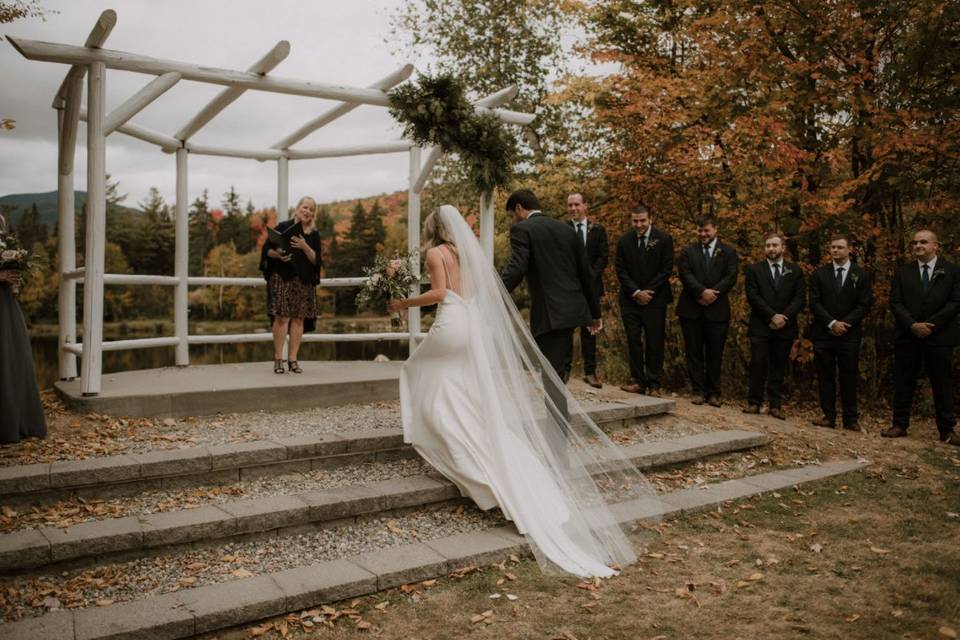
747, 336, 793, 408
577, 325, 598, 376
680, 318, 728, 397
814, 339, 861, 426
535, 327, 575, 422
892, 342, 957, 436
621, 303, 666, 388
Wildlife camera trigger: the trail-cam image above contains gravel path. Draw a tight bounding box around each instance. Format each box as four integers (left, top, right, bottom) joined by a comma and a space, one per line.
0, 504, 507, 623
0, 457, 430, 534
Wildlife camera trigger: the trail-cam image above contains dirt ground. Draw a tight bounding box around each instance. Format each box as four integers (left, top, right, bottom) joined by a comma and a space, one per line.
208, 394, 960, 640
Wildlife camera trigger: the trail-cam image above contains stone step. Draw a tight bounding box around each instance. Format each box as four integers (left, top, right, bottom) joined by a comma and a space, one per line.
0, 459, 868, 640
0, 396, 675, 508
0, 428, 764, 572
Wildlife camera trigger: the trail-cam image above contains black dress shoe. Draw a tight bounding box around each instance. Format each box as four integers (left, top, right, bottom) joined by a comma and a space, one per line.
812, 416, 836, 428
881, 426, 908, 438
742, 404, 760, 414
620, 383, 645, 394
583, 374, 603, 389
707, 395, 722, 408
940, 430, 960, 446
691, 395, 707, 405
768, 407, 786, 420
842, 422, 861, 432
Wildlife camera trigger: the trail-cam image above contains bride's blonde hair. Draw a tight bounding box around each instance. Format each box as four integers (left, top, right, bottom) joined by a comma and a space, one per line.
421, 209, 457, 254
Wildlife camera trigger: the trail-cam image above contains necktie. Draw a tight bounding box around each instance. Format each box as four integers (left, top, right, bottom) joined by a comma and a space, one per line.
836, 267, 844, 292
577, 222, 586, 247
773, 263, 782, 290
702, 244, 711, 267
638, 233, 646, 253
922, 264, 930, 292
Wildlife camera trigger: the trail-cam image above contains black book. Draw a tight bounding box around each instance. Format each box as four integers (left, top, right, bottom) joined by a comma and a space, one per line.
267, 221, 304, 254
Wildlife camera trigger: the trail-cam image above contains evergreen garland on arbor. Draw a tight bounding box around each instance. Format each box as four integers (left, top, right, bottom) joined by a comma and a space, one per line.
388, 74, 518, 194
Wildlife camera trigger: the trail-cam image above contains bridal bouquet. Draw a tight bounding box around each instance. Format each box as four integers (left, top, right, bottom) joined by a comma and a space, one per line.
355, 251, 420, 327
0, 215, 30, 272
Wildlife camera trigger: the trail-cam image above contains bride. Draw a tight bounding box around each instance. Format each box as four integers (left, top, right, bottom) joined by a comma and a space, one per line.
388, 205, 657, 577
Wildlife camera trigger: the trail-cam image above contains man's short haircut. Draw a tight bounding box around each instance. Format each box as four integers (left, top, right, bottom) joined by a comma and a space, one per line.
829, 233, 850, 246
568, 191, 588, 204
695, 215, 718, 228
631, 203, 651, 216
765, 232, 786, 245
505, 189, 540, 212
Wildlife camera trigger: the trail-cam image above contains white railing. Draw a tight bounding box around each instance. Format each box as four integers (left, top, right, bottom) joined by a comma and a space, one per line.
31, 9, 518, 395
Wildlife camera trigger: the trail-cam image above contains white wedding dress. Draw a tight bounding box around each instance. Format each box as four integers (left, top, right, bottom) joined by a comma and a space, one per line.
400, 206, 657, 577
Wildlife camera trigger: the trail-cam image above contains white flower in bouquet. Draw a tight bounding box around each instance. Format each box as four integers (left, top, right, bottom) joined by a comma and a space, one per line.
356, 251, 420, 327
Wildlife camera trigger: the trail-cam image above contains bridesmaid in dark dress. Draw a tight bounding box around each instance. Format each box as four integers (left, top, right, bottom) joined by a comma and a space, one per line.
0, 269, 47, 443
259, 196, 322, 374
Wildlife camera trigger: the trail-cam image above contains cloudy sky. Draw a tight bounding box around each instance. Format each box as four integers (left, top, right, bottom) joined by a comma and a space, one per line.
0, 0, 435, 209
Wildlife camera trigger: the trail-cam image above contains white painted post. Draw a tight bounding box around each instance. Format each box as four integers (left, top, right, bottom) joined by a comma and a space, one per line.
56, 106, 78, 380
80, 61, 106, 396
174, 147, 189, 366
407, 147, 422, 351
277, 156, 289, 220
480, 191, 495, 260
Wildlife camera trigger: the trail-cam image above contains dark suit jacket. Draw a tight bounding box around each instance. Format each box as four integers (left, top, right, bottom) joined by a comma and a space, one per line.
808, 262, 873, 342
501, 213, 600, 337
744, 260, 806, 339
890, 258, 960, 346
615, 227, 674, 309
568, 219, 609, 299
676, 240, 739, 322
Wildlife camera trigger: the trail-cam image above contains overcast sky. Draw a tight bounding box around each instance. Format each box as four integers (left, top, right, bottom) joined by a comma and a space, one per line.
0, 0, 435, 209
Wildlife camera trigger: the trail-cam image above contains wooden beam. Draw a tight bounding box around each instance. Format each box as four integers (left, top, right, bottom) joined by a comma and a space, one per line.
277, 156, 289, 219
51, 9, 116, 109
477, 106, 535, 126
80, 61, 107, 396
10, 37, 393, 105
412, 146, 443, 194
174, 148, 189, 366
80, 108, 182, 148
185, 142, 282, 161
272, 63, 414, 150
474, 85, 518, 108
103, 72, 181, 135
407, 146, 422, 351
57, 72, 83, 174
285, 141, 411, 160
175, 40, 290, 142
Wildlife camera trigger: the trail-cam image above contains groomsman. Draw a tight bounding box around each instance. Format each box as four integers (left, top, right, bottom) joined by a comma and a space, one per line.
615, 205, 674, 395
883, 230, 960, 446
567, 192, 609, 388
808, 235, 874, 430
743, 234, 806, 419
676, 216, 739, 406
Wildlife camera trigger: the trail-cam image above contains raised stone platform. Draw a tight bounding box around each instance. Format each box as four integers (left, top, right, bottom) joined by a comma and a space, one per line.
54, 361, 406, 418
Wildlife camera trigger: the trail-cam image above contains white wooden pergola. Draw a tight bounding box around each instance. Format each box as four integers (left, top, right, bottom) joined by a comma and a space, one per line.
5, 10, 533, 396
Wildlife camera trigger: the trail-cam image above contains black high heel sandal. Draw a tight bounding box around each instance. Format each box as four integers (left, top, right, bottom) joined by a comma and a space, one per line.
287, 360, 303, 374
273, 359, 285, 374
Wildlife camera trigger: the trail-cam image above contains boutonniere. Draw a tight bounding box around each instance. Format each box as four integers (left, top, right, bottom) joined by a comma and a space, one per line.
850, 272, 860, 287
933, 267, 946, 280
647, 238, 660, 249
781, 265, 794, 277
713, 246, 723, 257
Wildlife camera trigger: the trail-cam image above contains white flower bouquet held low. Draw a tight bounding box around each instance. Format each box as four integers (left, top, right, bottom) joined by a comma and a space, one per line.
355, 251, 420, 327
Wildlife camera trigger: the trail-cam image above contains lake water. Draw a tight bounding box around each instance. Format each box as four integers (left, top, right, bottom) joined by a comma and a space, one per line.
30, 334, 409, 391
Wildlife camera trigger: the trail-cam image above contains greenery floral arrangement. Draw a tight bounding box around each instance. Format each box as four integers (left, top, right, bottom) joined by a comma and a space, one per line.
388, 74, 518, 194
355, 251, 420, 327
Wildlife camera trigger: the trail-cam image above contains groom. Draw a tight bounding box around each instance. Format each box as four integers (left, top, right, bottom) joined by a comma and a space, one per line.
501, 189, 603, 386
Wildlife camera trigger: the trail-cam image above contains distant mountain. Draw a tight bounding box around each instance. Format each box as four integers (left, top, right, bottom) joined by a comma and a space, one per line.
0, 191, 140, 230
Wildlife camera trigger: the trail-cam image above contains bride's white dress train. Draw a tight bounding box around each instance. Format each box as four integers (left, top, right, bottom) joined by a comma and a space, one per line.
399, 206, 656, 578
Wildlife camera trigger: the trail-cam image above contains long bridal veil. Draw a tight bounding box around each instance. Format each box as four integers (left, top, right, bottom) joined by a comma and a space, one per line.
424, 204, 660, 576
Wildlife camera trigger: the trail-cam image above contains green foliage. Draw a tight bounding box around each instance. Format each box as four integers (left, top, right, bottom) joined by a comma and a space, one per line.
389, 74, 518, 194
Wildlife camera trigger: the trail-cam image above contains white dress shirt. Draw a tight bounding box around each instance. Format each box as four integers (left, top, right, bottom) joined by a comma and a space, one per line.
919, 256, 938, 278
767, 258, 784, 280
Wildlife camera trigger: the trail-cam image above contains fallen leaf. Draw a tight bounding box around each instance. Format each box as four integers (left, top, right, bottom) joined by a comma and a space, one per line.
356, 620, 372, 630
810, 544, 823, 553
232, 568, 253, 579
421, 579, 437, 587
846, 614, 860, 623
489, 593, 502, 599
506, 594, 518, 601
870, 547, 891, 555
95, 598, 114, 607
940, 627, 958, 639
504, 572, 518, 581
374, 601, 389, 610
748, 572, 764, 581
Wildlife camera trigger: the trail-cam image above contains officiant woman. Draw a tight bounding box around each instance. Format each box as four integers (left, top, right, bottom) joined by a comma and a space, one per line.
259, 196, 321, 374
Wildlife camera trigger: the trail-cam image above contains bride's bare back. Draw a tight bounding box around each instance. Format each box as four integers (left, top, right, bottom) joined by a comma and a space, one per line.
429, 243, 462, 297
